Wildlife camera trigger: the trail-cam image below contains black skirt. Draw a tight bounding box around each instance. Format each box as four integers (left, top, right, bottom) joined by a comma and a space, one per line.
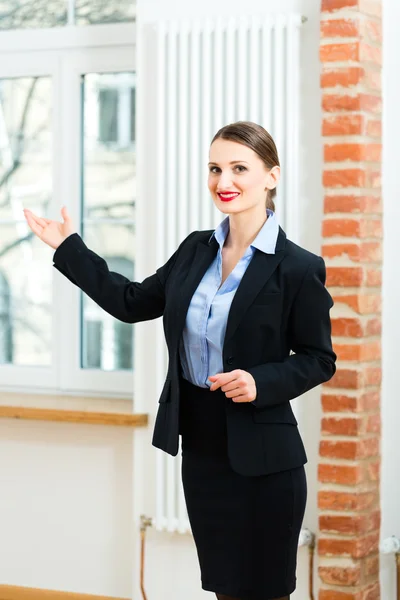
179, 377, 307, 600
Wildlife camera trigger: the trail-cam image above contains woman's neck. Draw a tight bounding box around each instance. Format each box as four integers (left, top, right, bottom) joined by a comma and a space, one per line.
224, 207, 268, 251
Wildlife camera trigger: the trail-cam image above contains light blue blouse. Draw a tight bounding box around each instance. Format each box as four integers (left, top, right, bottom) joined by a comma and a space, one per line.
179, 209, 279, 389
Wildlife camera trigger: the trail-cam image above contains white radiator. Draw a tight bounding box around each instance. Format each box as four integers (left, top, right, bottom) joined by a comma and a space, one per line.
151, 13, 305, 533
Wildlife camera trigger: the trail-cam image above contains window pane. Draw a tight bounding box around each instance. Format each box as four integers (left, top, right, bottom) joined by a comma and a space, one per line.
82, 72, 136, 220
0, 77, 52, 221
75, 0, 135, 26
99, 89, 119, 143
0, 226, 52, 366
0, 76, 52, 366
0, 0, 67, 30
81, 223, 134, 371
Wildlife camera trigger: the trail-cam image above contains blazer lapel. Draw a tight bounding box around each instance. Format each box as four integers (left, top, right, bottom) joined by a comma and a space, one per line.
224, 227, 287, 345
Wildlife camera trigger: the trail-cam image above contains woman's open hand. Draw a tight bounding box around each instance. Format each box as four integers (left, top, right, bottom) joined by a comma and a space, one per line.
23, 206, 76, 250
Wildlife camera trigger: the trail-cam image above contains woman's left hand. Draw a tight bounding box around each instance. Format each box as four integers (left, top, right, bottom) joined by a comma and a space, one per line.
208, 369, 257, 403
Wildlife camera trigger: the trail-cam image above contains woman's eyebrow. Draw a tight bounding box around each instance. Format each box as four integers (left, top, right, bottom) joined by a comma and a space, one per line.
208, 160, 249, 166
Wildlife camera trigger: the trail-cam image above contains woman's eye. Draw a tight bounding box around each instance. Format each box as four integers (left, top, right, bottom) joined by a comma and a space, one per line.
209, 165, 246, 173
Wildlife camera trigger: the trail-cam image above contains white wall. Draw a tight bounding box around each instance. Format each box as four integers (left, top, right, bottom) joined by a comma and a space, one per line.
134, 1, 324, 599
381, 0, 400, 597
0, 419, 133, 598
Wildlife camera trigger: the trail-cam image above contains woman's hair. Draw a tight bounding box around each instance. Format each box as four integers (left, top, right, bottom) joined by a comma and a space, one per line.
211, 121, 280, 212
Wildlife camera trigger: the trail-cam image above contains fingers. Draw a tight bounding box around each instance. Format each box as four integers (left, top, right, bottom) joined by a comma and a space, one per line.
209, 370, 240, 391
24, 210, 43, 237
61, 206, 70, 222
24, 209, 49, 229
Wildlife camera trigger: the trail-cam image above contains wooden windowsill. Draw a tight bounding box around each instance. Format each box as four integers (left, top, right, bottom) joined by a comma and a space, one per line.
0, 405, 148, 427
0, 391, 148, 427
0, 584, 129, 600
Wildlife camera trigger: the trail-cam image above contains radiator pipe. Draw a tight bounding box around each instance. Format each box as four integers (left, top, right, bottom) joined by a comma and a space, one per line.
298, 528, 315, 600
381, 536, 400, 600
140, 515, 153, 600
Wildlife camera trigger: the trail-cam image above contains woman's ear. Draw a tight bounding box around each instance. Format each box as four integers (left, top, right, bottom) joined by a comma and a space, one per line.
265, 166, 281, 191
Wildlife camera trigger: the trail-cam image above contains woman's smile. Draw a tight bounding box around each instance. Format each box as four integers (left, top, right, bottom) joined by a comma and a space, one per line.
217, 192, 241, 202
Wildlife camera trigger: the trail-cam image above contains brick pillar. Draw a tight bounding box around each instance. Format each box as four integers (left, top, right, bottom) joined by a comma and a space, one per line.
319, 1, 382, 599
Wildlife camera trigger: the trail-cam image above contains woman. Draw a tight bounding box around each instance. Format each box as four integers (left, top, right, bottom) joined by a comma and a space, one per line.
24, 121, 336, 600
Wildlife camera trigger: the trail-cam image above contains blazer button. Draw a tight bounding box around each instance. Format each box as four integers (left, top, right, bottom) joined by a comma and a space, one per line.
227, 356, 234, 365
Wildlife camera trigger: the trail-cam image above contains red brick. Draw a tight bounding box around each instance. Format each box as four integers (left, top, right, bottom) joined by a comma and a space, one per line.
323, 243, 360, 260
370, 169, 381, 188
360, 243, 382, 261
358, 437, 380, 458
360, 43, 382, 65
319, 532, 379, 558
323, 218, 382, 238
320, 440, 359, 459
324, 195, 382, 214
359, 0, 382, 19
360, 391, 380, 410
320, 438, 380, 460
321, 0, 358, 11
366, 459, 380, 482
323, 169, 366, 188
323, 241, 381, 262
323, 114, 364, 135
365, 555, 379, 576
320, 42, 359, 62
318, 490, 376, 511
326, 266, 363, 286
331, 317, 364, 337
363, 366, 382, 386
366, 269, 381, 286
321, 68, 365, 90
361, 19, 382, 44
324, 368, 363, 389
321, 18, 359, 38
321, 393, 358, 412
318, 463, 364, 485
324, 143, 381, 162
334, 341, 381, 362
319, 591, 358, 600
366, 413, 381, 434
321, 392, 380, 413
318, 565, 361, 586
323, 218, 360, 237
322, 93, 381, 113
320, 512, 380, 535
366, 120, 382, 137
322, 416, 361, 436
363, 69, 381, 92
326, 241, 382, 263
367, 459, 381, 482
361, 582, 380, 600
366, 317, 381, 335
330, 294, 381, 315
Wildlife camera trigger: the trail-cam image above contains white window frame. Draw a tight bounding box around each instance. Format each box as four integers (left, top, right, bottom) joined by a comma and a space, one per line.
0, 23, 136, 398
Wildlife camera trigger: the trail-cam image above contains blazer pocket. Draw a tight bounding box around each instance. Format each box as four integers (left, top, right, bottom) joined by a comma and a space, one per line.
158, 378, 172, 403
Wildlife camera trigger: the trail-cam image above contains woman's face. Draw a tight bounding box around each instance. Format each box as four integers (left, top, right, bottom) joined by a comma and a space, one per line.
208, 138, 280, 215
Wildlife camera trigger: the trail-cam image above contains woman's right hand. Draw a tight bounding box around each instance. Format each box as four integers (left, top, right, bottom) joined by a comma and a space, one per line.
23, 206, 77, 250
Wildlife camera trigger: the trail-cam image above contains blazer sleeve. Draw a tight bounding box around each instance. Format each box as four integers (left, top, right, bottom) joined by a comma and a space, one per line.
52, 231, 196, 323
248, 256, 336, 409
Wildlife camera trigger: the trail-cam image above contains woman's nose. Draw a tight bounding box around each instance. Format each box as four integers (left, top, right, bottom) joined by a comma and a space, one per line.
216, 172, 233, 190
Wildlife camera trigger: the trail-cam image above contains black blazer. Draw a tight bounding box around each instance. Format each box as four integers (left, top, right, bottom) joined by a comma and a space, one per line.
53, 227, 336, 477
